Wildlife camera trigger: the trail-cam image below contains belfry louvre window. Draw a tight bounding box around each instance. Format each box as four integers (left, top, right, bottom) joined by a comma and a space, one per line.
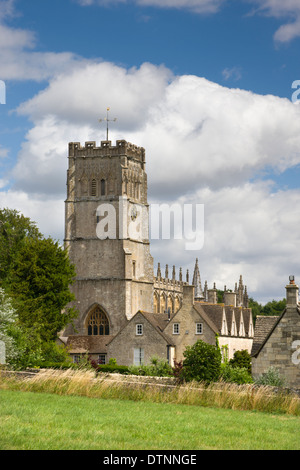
101, 179, 106, 196
87, 307, 110, 336
91, 179, 97, 196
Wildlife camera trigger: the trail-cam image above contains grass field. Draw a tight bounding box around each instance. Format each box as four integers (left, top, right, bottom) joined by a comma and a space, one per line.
1, 389, 300, 450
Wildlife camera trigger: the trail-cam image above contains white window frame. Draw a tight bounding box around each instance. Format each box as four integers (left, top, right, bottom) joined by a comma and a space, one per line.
73, 354, 81, 364
136, 324, 143, 336
196, 323, 203, 335
173, 323, 180, 335
134, 347, 144, 366
98, 354, 106, 365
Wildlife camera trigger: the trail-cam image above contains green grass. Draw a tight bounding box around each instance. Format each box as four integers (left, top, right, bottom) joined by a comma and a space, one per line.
1, 389, 300, 450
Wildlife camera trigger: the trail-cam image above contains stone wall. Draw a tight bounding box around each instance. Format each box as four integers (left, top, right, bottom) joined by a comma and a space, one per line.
252, 306, 300, 388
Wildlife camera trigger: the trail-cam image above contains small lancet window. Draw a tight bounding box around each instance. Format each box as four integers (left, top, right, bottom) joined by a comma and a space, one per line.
91, 179, 97, 196
101, 179, 106, 196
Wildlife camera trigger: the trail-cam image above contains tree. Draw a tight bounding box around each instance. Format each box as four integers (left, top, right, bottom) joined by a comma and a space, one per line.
0, 287, 19, 363
229, 349, 252, 374
7, 237, 77, 342
181, 340, 222, 383
249, 297, 286, 323
0, 208, 42, 283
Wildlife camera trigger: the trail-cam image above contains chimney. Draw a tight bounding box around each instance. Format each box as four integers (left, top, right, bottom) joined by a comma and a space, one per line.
223, 291, 237, 307
207, 283, 217, 304
286, 276, 299, 306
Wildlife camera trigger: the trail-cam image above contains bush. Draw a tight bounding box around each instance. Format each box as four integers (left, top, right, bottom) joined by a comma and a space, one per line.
96, 364, 129, 374
229, 350, 252, 374
38, 362, 79, 369
220, 363, 253, 384
181, 340, 222, 383
128, 356, 173, 377
255, 367, 286, 387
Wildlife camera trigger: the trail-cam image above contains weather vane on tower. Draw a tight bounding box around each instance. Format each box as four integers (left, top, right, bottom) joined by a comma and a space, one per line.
98, 107, 117, 141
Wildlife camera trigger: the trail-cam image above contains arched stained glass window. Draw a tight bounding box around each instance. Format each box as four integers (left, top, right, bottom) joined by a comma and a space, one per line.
87, 306, 110, 336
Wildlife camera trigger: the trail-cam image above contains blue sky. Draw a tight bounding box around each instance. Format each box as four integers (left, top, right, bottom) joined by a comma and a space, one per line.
1, 0, 300, 303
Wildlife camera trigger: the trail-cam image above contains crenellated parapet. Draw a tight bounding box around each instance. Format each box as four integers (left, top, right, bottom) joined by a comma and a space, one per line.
68, 140, 146, 166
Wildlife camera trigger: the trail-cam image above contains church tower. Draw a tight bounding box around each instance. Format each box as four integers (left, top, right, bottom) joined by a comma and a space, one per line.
63, 140, 154, 337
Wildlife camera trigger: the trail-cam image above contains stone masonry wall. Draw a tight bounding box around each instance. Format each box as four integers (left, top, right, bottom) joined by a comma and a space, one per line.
252, 306, 300, 388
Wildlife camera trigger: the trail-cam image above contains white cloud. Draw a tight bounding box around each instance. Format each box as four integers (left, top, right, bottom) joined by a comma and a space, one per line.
0, 146, 9, 158
150, 181, 300, 303
248, 0, 300, 43
7, 60, 300, 303
1, 1, 300, 302
75, 0, 300, 42
222, 66, 242, 81
0, 2, 89, 81
16, 68, 300, 200
17, 62, 172, 126
0, 189, 64, 242
75, 0, 225, 14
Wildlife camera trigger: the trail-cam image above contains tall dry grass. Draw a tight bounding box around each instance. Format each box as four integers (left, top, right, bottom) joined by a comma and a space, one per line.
1, 368, 300, 416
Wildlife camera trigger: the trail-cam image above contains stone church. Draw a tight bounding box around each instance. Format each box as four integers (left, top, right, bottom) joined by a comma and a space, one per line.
61, 139, 254, 366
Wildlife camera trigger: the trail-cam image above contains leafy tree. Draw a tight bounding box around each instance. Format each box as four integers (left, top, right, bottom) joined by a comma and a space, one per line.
181, 340, 222, 383
7, 237, 77, 342
220, 364, 253, 384
0, 287, 43, 369
0, 287, 19, 363
229, 349, 252, 374
249, 297, 286, 323
0, 208, 42, 283
261, 299, 286, 316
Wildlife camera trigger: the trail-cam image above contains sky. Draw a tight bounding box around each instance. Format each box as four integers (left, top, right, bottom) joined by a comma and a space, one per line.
1, 0, 300, 304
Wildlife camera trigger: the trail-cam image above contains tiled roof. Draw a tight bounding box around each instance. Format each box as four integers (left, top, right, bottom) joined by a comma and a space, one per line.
193, 303, 220, 334
251, 316, 279, 356
66, 335, 114, 354
139, 311, 175, 345
195, 302, 253, 337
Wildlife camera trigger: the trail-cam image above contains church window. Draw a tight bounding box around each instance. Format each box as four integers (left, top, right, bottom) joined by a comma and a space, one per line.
136, 324, 143, 335
91, 179, 97, 196
87, 306, 110, 336
196, 323, 203, 334
134, 347, 144, 365
173, 323, 180, 335
101, 179, 106, 196
133, 261, 136, 278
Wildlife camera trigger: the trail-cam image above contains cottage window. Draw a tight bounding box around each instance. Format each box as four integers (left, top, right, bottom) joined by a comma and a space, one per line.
98, 354, 106, 365
173, 323, 180, 335
134, 347, 144, 365
136, 324, 143, 335
73, 354, 81, 364
196, 323, 203, 334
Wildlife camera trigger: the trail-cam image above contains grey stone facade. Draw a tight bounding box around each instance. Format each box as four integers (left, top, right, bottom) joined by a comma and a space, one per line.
252, 280, 300, 388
